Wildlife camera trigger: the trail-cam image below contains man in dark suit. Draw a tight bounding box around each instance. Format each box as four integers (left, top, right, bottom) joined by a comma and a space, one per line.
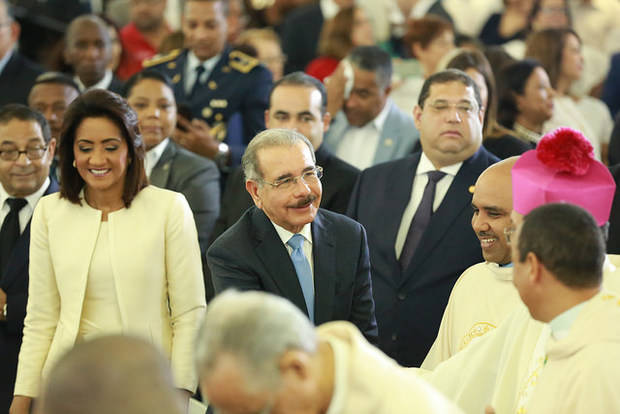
0, 0, 43, 107
348, 69, 498, 366
145, 0, 272, 171
0, 104, 58, 412
207, 128, 377, 342
63, 15, 125, 95
207, 71, 359, 300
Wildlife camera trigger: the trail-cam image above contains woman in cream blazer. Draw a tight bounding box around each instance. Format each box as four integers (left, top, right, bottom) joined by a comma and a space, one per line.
11, 90, 206, 413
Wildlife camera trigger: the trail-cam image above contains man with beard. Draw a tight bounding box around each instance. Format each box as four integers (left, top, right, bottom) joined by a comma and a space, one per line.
323, 46, 418, 170
117, 0, 171, 80
207, 128, 378, 342
63, 15, 125, 94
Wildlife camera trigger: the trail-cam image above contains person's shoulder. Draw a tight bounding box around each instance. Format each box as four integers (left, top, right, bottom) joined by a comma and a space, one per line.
362, 153, 418, 177
317, 208, 362, 231
142, 49, 184, 69
172, 142, 219, 171
135, 185, 185, 205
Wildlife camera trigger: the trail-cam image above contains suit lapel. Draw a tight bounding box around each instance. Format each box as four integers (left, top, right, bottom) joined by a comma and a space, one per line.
374, 105, 399, 164
149, 141, 176, 187
251, 209, 309, 315
311, 211, 336, 324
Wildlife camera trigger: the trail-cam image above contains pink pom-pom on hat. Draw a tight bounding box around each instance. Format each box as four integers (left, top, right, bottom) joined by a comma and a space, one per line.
512, 127, 616, 225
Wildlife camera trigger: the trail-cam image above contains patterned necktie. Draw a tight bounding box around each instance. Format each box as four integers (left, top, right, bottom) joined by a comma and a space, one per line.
399, 170, 446, 270
0, 198, 27, 276
287, 234, 314, 322
190, 65, 205, 99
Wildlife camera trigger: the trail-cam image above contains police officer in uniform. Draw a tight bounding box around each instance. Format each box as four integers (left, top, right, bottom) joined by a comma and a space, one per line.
144, 0, 272, 171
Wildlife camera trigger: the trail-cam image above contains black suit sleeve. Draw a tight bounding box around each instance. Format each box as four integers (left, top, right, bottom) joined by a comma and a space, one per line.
349, 224, 379, 344
207, 241, 264, 294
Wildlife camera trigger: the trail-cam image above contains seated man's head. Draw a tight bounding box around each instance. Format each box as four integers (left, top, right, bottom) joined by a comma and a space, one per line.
0, 104, 55, 197
130, 0, 167, 32
243, 129, 322, 233
197, 291, 323, 414
38, 335, 184, 414
28, 72, 80, 141
511, 203, 604, 322
343, 46, 392, 127
415, 69, 484, 169
472, 157, 518, 265
64, 15, 113, 88
266, 72, 331, 150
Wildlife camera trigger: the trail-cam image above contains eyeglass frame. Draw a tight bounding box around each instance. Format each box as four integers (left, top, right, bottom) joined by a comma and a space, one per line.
423, 99, 481, 117
257, 166, 323, 190
0, 143, 51, 161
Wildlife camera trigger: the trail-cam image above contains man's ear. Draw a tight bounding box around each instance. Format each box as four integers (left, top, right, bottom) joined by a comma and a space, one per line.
321, 111, 331, 133
526, 252, 544, 286
264, 109, 271, 129
246, 179, 262, 208
278, 350, 311, 381
413, 105, 423, 130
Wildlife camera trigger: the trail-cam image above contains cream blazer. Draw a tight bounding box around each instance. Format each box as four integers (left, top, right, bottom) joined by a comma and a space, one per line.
14, 186, 206, 397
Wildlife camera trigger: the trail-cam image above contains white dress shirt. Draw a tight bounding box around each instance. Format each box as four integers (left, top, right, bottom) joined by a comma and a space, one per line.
394, 153, 462, 258
273, 221, 314, 284
184, 51, 221, 95
335, 101, 391, 170
74, 69, 113, 92
144, 138, 170, 178
0, 177, 50, 234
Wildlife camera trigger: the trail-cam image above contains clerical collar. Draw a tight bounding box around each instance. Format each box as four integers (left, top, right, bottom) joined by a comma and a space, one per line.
549, 300, 588, 341
513, 122, 541, 144
499, 262, 513, 268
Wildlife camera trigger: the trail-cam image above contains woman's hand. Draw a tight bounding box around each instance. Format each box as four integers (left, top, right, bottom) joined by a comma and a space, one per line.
9, 395, 32, 414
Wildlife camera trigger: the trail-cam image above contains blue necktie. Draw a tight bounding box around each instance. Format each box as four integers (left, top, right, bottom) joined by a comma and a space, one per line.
287, 234, 314, 322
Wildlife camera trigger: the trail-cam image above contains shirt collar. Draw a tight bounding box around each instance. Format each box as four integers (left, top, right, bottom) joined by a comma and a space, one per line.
320, 0, 340, 19
549, 300, 588, 341
416, 151, 463, 177
0, 176, 50, 211
187, 50, 221, 73
272, 221, 313, 247
74, 69, 113, 92
0, 48, 13, 75
145, 138, 170, 176
371, 99, 392, 131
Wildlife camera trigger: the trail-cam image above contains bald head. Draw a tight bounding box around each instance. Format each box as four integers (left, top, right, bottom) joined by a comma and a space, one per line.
39, 335, 184, 414
64, 15, 111, 87
471, 157, 518, 265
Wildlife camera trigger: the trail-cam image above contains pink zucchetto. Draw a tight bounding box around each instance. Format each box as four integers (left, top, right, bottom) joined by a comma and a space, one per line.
512, 127, 616, 225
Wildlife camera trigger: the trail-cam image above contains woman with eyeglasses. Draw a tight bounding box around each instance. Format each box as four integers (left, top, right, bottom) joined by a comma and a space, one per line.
10, 89, 206, 414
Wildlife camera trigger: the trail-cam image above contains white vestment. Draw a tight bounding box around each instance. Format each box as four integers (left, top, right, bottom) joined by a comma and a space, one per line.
422, 262, 518, 369
526, 292, 620, 413
418, 256, 620, 414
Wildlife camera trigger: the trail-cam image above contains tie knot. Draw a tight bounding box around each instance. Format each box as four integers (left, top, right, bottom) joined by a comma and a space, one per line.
427, 170, 446, 183
195, 65, 205, 76
6, 198, 27, 212
287, 234, 305, 250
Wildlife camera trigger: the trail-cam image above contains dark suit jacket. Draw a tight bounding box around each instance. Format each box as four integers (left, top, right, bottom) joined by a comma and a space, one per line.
108, 75, 125, 95
205, 146, 359, 300
280, 3, 323, 74
0, 180, 58, 412
0, 50, 43, 107
149, 140, 220, 290
207, 207, 378, 342
347, 148, 498, 366
606, 164, 620, 254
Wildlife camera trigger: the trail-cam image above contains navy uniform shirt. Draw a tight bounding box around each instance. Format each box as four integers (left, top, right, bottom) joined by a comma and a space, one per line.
144, 47, 272, 167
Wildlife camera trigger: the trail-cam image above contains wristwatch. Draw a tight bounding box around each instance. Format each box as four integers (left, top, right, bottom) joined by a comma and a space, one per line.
214, 142, 230, 171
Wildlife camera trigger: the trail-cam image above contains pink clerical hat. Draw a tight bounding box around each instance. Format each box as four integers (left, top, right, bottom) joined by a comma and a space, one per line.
512, 127, 616, 225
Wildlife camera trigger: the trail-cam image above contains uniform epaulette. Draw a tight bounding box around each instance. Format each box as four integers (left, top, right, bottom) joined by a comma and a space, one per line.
228, 50, 260, 74
143, 49, 182, 68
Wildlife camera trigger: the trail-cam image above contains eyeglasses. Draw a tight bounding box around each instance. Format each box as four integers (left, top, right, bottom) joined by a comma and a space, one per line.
259, 166, 323, 190
504, 225, 516, 245
425, 100, 479, 117
0, 144, 49, 161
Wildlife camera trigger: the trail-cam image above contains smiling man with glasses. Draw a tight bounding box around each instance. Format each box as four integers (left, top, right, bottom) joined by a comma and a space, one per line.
0, 104, 58, 412
207, 128, 378, 343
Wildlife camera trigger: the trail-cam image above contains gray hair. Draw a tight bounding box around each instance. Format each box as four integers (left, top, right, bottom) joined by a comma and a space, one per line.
195, 290, 317, 389
242, 128, 316, 182
348, 46, 392, 90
